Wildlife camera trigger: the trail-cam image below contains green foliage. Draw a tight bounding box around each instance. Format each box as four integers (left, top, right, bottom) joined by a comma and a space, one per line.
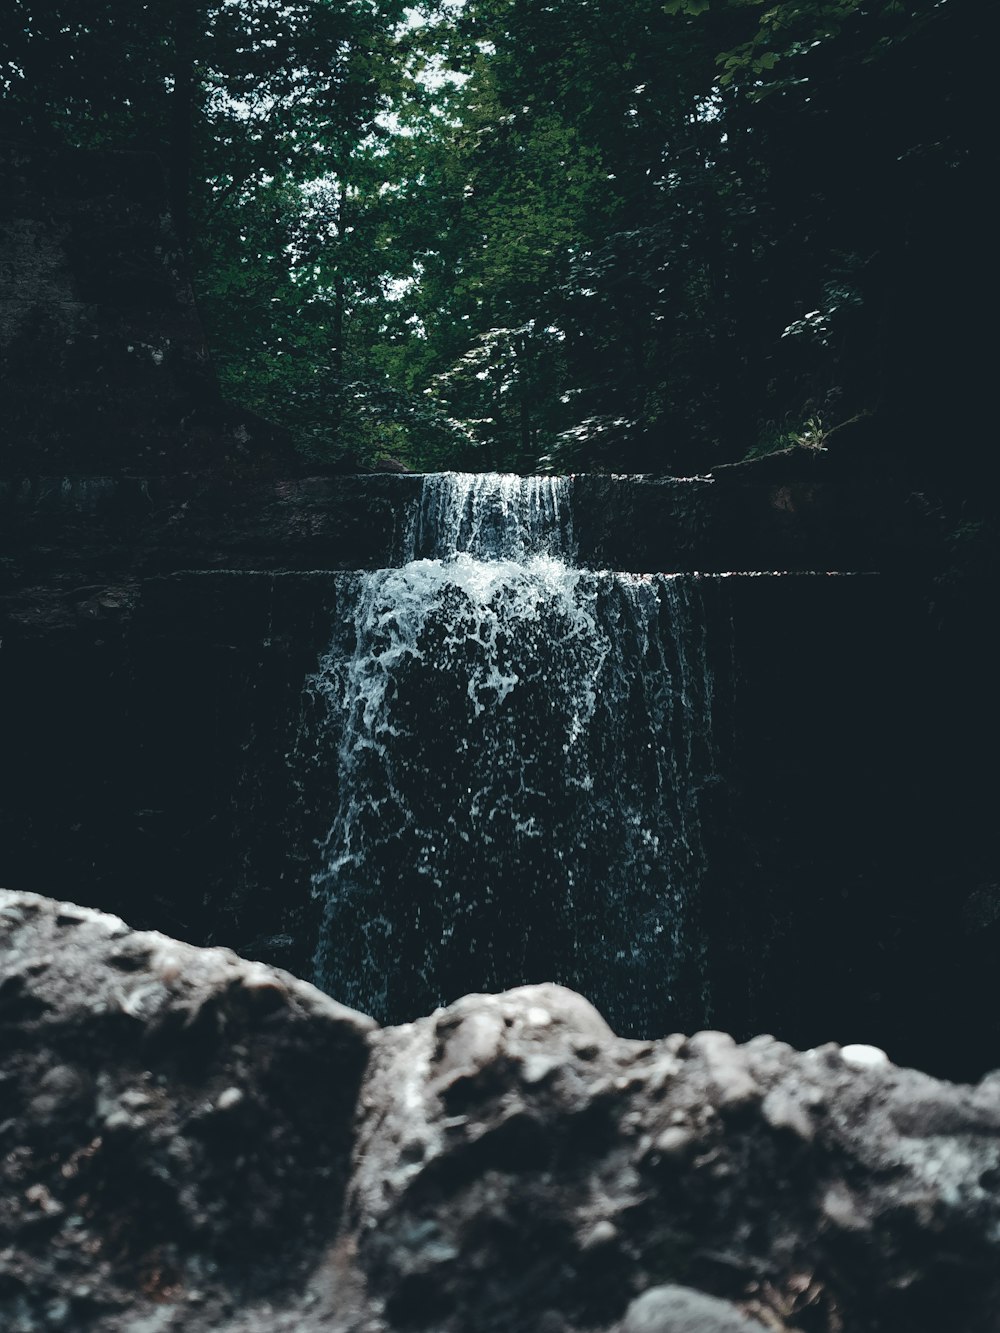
3, 0, 413, 467
662, 0, 938, 92
5, 0, 990, 478
743, 415, 827, 462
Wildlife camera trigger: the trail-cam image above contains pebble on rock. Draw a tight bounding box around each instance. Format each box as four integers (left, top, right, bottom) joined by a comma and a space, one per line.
621, 1284, 764, 1333
841, 1044, 889, 1069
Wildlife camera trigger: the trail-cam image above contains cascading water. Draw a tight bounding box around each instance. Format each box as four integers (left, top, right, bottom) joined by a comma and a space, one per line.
299, 473, 722, 1034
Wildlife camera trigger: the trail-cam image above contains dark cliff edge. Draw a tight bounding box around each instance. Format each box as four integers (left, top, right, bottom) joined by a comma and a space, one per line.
2, 890, 999, 1333
0, 470, 943, 633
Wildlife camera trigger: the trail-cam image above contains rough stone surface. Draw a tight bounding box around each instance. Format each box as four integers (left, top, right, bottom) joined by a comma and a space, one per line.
569, 472, 940, 577
0, 474, 423, 626
3, 890, 1000, 1333
0, 890, 374, 1332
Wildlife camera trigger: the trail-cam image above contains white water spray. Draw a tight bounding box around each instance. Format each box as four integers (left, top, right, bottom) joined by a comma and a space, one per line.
299, 473, 720, 1032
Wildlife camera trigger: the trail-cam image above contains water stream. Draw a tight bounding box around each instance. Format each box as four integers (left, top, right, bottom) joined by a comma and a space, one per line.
299, 473, 722, 1033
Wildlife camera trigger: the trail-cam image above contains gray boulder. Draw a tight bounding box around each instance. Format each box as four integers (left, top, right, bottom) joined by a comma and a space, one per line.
3, 889, 1000, 1333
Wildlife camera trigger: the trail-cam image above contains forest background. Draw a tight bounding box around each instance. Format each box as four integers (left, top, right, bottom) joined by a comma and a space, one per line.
0, 0, 991, 481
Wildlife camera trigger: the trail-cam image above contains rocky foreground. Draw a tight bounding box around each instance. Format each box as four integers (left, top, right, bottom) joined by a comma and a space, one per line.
1, 891, 999, 1332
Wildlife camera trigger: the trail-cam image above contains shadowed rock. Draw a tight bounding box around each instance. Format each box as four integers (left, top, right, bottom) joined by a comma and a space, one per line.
2, 889, 1000, 1333
0, 890, 374, 1331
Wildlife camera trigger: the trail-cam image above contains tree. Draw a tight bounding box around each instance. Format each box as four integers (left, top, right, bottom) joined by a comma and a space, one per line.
5, 0, 991, 476
2, 0, 419, 466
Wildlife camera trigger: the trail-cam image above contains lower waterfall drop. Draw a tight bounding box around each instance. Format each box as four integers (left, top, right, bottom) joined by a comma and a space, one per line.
302, 473, 721, 1034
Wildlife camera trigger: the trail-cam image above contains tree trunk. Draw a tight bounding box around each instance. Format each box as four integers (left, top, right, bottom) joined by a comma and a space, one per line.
169, 0, 199, 249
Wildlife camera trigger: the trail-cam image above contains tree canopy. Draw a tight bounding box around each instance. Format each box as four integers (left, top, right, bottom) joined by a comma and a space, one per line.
2, 0, 991, 475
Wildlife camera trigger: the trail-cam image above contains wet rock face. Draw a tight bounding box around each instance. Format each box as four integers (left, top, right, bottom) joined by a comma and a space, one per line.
3, 890, 1000, 1333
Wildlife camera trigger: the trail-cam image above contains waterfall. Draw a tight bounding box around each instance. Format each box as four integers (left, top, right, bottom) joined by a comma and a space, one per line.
411, 471, 575, 561
299, 473, 721, 1034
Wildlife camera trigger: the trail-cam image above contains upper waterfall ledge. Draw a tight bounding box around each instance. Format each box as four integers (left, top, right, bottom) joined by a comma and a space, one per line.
1, 471, 940, 596
2, 888, 999, 1333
